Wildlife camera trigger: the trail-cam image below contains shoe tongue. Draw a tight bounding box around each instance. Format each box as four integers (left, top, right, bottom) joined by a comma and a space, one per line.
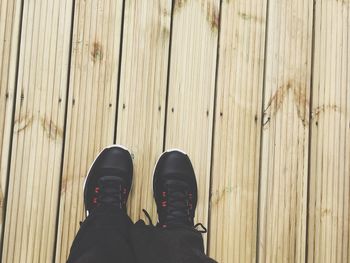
165, 179, 188, 190
99, 167, 124, 177
96, 176, 124, 208
99, 175, 123, 183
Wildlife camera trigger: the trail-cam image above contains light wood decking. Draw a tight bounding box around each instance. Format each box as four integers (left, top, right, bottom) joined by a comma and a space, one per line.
0, 0, 349, 262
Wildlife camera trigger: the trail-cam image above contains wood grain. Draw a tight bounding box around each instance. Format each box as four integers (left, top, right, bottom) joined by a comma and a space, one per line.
308, 1, 350, 262
115, 0, 172, 223
55, 0, 123, 262
0, 0, 22, 248
1, 0, 73, 261
258, 0, 313, 262
0, 0, 349, 261
165, 0, 219, 245
209, 0, 267, 262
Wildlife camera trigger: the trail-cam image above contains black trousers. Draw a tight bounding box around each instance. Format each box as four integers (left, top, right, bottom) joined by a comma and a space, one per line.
67, 208, 217, 263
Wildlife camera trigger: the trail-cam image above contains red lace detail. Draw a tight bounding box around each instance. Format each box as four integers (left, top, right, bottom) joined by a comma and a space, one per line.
188, 192, 193, 210
161, 191, 167, 207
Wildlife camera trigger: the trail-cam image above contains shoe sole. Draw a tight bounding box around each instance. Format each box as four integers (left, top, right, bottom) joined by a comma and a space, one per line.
83, 144, 132, 216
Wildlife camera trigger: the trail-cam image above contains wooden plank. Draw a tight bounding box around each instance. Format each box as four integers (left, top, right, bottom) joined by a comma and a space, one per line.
258, 0, 313, 262
307, 1, 350, 262
115, 0, 171, 222
54, 0, 124, 261
208, 0, 267, 262
1, 0, 73, 261
0, 0, 22, 247
165, 0, 219, 241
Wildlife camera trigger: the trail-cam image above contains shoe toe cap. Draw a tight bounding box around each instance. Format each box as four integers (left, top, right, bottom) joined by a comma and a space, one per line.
158, 150, 194, 175
97, 146, 133, 171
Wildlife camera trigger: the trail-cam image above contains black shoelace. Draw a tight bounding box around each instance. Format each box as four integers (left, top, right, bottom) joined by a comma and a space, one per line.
145, 180, 207, 233
158, 181, 192, 226
94, 176, 125, 209
142, 209, 207, 233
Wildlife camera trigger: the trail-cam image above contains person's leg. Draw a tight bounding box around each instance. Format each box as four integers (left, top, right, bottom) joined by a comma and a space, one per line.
67, 208, 134, 263
66, 145, 136, 263
131, 149, 217, 263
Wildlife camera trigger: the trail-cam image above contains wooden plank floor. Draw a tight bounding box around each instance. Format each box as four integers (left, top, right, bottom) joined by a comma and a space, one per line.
0, 0, 349, 262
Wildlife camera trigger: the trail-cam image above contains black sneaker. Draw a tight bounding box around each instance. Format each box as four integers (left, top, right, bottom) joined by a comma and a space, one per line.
83, 145, 133, 216
153, 149, 198, 228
